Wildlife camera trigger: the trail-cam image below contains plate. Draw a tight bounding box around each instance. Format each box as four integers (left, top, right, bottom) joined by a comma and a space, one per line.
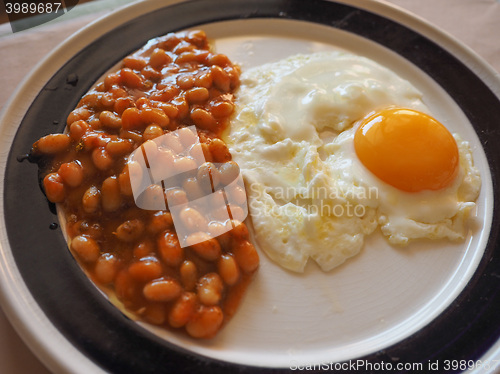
1, 0, 500, 373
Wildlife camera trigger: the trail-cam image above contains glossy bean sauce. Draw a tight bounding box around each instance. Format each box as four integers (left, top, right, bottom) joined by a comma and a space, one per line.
31, 30, 259, 339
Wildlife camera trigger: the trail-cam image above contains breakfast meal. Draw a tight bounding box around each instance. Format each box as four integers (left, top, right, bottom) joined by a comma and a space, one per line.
226, 51, 481, 272
31, 30, 481, 338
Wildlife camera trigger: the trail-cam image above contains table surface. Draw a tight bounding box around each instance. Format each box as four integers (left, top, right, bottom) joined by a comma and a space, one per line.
0, 0, 499, 373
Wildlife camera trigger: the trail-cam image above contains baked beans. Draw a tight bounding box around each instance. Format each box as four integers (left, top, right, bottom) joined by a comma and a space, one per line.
31, 30, 258, 339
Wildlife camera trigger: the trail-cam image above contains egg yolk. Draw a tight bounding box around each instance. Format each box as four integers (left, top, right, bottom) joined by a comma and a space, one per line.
354, 108, 459, 193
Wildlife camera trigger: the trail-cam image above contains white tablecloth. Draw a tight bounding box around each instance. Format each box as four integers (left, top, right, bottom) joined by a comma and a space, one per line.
0, 0, 499, 372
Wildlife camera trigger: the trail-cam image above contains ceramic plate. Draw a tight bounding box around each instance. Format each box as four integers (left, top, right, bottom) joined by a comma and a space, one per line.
1, 0, 500, 373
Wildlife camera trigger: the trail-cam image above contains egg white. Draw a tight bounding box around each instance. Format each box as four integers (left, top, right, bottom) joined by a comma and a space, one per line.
225, 51, 481, 273
323, 126, 481, 246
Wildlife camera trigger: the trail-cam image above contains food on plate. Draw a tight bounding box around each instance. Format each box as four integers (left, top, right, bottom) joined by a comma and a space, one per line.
31, 30, 259, 339
225, 51, 481, 273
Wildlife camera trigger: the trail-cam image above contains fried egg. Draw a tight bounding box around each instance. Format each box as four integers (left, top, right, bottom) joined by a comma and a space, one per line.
225, 51, 481, 272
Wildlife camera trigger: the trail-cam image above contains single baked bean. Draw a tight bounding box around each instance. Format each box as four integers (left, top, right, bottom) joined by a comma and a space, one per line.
153, 148, 176, 174
106, 138, 133, 156
149, 48, 171, 69
228, 184, 247, 206
82, 186, 101, 214
207, 53, 230, 67
177, 127, 198, 148
143, 278, 182, 302
121, 107, 143, 130
185, 87, 209, 104
150, 85, 179, 102
175, 51, 198, 64
43, 173, 66, 203
120, 129, 143, 144
71, 235, 100, 263
133, 240, 154, 258
159, 33, 181, 50
100, 93, 115, 108
92, 147, 113, 171
141, 139, 158, 162
197, 273, 224, 306
194, 71, 212, 88
207, 221, 226, 238
127, 160, 145, 190
187, 30, 207, 47
80, 92, 101, 109
103, 72, 120, 91
177, 74, 195, 90
180, 260, 197, 291
168, 292, 197, 328
118, 165, 133, 197
211, 100, 234, 118
186, 232, 221, 261
94, 253, 118, 284
225, 66, 240, 89
227, 204, 246, 222
180, 208, 208, 233
148, 211, 173, 234
114, 97, 134, 115
69, 120, 89, 141
217, 254, 240, 286
226, 220, 249, 241
139, 184, 166, 210
99, 111, 122, 129
190, 108, 217, 131
200, 142, 213, 162
35, 133, 71, 154
115, 269, 138, 304
172, 96, 189, 119
165, 188, 188, 207
156, 102, 179, 119
211, 65, 230, 92
173, 156, 197, 174
172, 40, 195, 54
129, 256, 163, 283
110, 86, 128, 99
58, 161, 84, 188
115, 219, 145, 242
197, 162, 220, 193
161, 133, 183, 154
189, 143, 205, 164
88, 117, 102, 131
67, 107, 91, 126
212, 204, 231, 222
141, 108, 170, 128
209, 138, 231, 162
120, 68, 143, 89
123, 56, 148, 70
157, 231, 183, 267
182, 177, 204, 200
233, 240, 259, 274
143, 124, 164, 141
71, 220, 103, 239
135, 97, 152, 111
141, 65, 162, 82
185, 305, 223, 339
142, 304, 166, 325
101, 176, 122, 212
